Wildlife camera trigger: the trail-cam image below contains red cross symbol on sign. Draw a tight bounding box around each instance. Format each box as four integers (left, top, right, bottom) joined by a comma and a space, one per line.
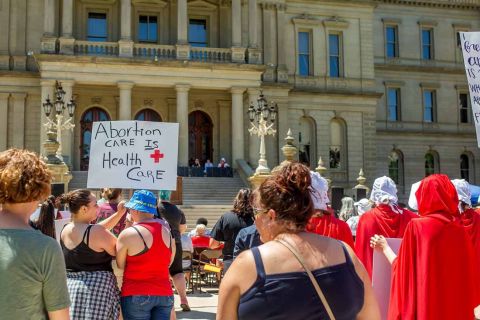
150, 149, 164, 163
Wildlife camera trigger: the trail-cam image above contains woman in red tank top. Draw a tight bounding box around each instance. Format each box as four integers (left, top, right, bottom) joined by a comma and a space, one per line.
116, 190, 174, 320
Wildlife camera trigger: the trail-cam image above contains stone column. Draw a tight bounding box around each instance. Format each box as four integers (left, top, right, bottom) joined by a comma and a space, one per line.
176, 0, 190, 60
0, 93, 9, 151
176, 84, 190, 166
118, 82, 134, 120
119, 0, 133, 57
247, 0, 262, 64
59, 0, 75, 54
247, 88, 260, 167
62, 80, 75, 166
276, 4, 288, 82
231, 87, 245, 167
231, 0, 246, 63
10, 0, 27, 70
262, 3, 276, 81
11, 93, 27, 148
232, 0, 242, 47
276, 100, 289, 163
43, 0, 55, 37
40, 80, 55, 155
41, 0, 57, 53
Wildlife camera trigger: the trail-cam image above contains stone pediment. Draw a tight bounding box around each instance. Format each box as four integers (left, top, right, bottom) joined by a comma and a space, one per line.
132, 0, 169, 5
188, 0, 219, 9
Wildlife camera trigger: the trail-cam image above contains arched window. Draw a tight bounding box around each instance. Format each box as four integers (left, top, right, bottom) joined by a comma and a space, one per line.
298, 117, 316, 168
425, 151, 439, 177
135, 109, 162, 122
330, 119, 346, 169
460, 154, 469, 181
389, 150, 404, 187
80, 107, 110, 170
460, 153, 475, 182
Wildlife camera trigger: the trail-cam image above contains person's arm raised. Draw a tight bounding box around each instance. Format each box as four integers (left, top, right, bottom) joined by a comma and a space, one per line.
370, 234, 397, 265
98, 201, 127, 230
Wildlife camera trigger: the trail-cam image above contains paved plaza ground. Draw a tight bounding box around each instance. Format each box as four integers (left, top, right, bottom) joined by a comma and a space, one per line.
174, 291, 218, 320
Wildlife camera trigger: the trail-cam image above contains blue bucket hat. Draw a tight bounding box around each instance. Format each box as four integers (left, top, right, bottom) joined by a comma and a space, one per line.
125, 190, 157, 215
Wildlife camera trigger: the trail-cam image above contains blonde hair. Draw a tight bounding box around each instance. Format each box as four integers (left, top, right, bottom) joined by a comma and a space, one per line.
0, 149, 51, 204
195, 224, 206, 236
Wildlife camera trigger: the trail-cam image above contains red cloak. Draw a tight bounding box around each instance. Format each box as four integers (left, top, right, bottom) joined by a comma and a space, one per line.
388, 174, 480, 320
461, 208, 480, 267
354, 204, 417, 278
306, 213, 354, 249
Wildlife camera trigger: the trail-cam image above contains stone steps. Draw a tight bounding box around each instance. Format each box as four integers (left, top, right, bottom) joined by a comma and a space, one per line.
179, 204, 231, 230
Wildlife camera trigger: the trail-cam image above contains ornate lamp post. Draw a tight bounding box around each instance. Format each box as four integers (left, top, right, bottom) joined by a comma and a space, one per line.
42, 81, 75, 195
42, 81, 76, 163
247, 91, 278, 175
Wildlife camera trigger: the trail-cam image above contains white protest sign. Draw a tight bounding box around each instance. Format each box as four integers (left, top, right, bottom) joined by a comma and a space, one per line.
87, 121, 179, 190
372, 238, 402, 320
461, 32, 480, 147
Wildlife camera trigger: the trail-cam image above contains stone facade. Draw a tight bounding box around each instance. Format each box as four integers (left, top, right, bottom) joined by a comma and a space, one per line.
0, 0, 478, 200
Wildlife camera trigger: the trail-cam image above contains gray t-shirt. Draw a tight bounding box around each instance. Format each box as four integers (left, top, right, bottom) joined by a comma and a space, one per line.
0, 229, 70, 319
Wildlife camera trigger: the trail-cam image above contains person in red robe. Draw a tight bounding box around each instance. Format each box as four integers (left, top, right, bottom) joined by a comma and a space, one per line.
306, 172, 354, 248
355, 176, 417, 278
371, 174, 480, 320
452, 179, 480, 267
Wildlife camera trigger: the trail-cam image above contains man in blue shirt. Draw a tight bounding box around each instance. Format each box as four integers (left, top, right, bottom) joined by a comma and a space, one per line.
233, 224, 262, 259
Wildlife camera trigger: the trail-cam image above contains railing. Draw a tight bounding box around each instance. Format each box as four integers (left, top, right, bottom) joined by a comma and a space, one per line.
190, 47, 232, 63
133, 43, 176, 59
177, 166, 233, 177
74, 41, 119, 56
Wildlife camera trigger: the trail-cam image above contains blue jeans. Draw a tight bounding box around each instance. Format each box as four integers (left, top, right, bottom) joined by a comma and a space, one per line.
121, 295, 174, 320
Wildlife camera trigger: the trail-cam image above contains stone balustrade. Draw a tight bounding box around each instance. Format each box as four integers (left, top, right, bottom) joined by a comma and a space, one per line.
74, 41, 119, 56
133, 44, 176, 59
190, 47, 233, 63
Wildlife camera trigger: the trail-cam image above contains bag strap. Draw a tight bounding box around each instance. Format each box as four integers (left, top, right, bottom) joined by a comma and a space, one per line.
275, 238, 336, 320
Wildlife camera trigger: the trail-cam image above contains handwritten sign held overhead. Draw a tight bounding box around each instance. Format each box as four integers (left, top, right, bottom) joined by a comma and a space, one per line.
461, 32, 480, 147
87, 121, 179, 190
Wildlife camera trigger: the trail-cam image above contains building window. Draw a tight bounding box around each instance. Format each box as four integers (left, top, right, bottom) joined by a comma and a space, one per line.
298, 32, 311, 76
329, 119, 345, 169
386, 26, 398, 58
421, 28, 433, 60
80, 107, 110, 170
456, 31, 462, 48
135, 109, 162, 122
459, 93, 470, 124
388, 150, 404, 186
87, 12, 107, 42
387, 88, 400, 121
461, 154, 470, 181
189, 19, 207, 47
329, 34, 341, 77
138, 15, 158, 43
425, 151, 439, 177
423, 90, 436, 122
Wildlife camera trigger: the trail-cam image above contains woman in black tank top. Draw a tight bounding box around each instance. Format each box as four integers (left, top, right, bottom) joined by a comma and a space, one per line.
217, 163, 380, 320
59, 189, 127, 320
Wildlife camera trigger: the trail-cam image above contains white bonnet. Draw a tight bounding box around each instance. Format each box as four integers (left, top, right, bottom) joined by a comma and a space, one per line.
310, 171, 330, 210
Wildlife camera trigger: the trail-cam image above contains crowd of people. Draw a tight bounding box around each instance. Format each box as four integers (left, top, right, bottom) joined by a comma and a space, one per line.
2, 148, 480, 319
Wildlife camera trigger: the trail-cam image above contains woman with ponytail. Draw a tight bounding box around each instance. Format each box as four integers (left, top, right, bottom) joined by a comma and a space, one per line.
59, 189, 127, 319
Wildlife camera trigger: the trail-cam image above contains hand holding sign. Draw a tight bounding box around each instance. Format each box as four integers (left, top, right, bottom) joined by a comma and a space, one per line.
87, 121, 179, 190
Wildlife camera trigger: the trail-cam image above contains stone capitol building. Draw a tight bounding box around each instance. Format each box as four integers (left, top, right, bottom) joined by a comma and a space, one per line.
0, 0, 479, 202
